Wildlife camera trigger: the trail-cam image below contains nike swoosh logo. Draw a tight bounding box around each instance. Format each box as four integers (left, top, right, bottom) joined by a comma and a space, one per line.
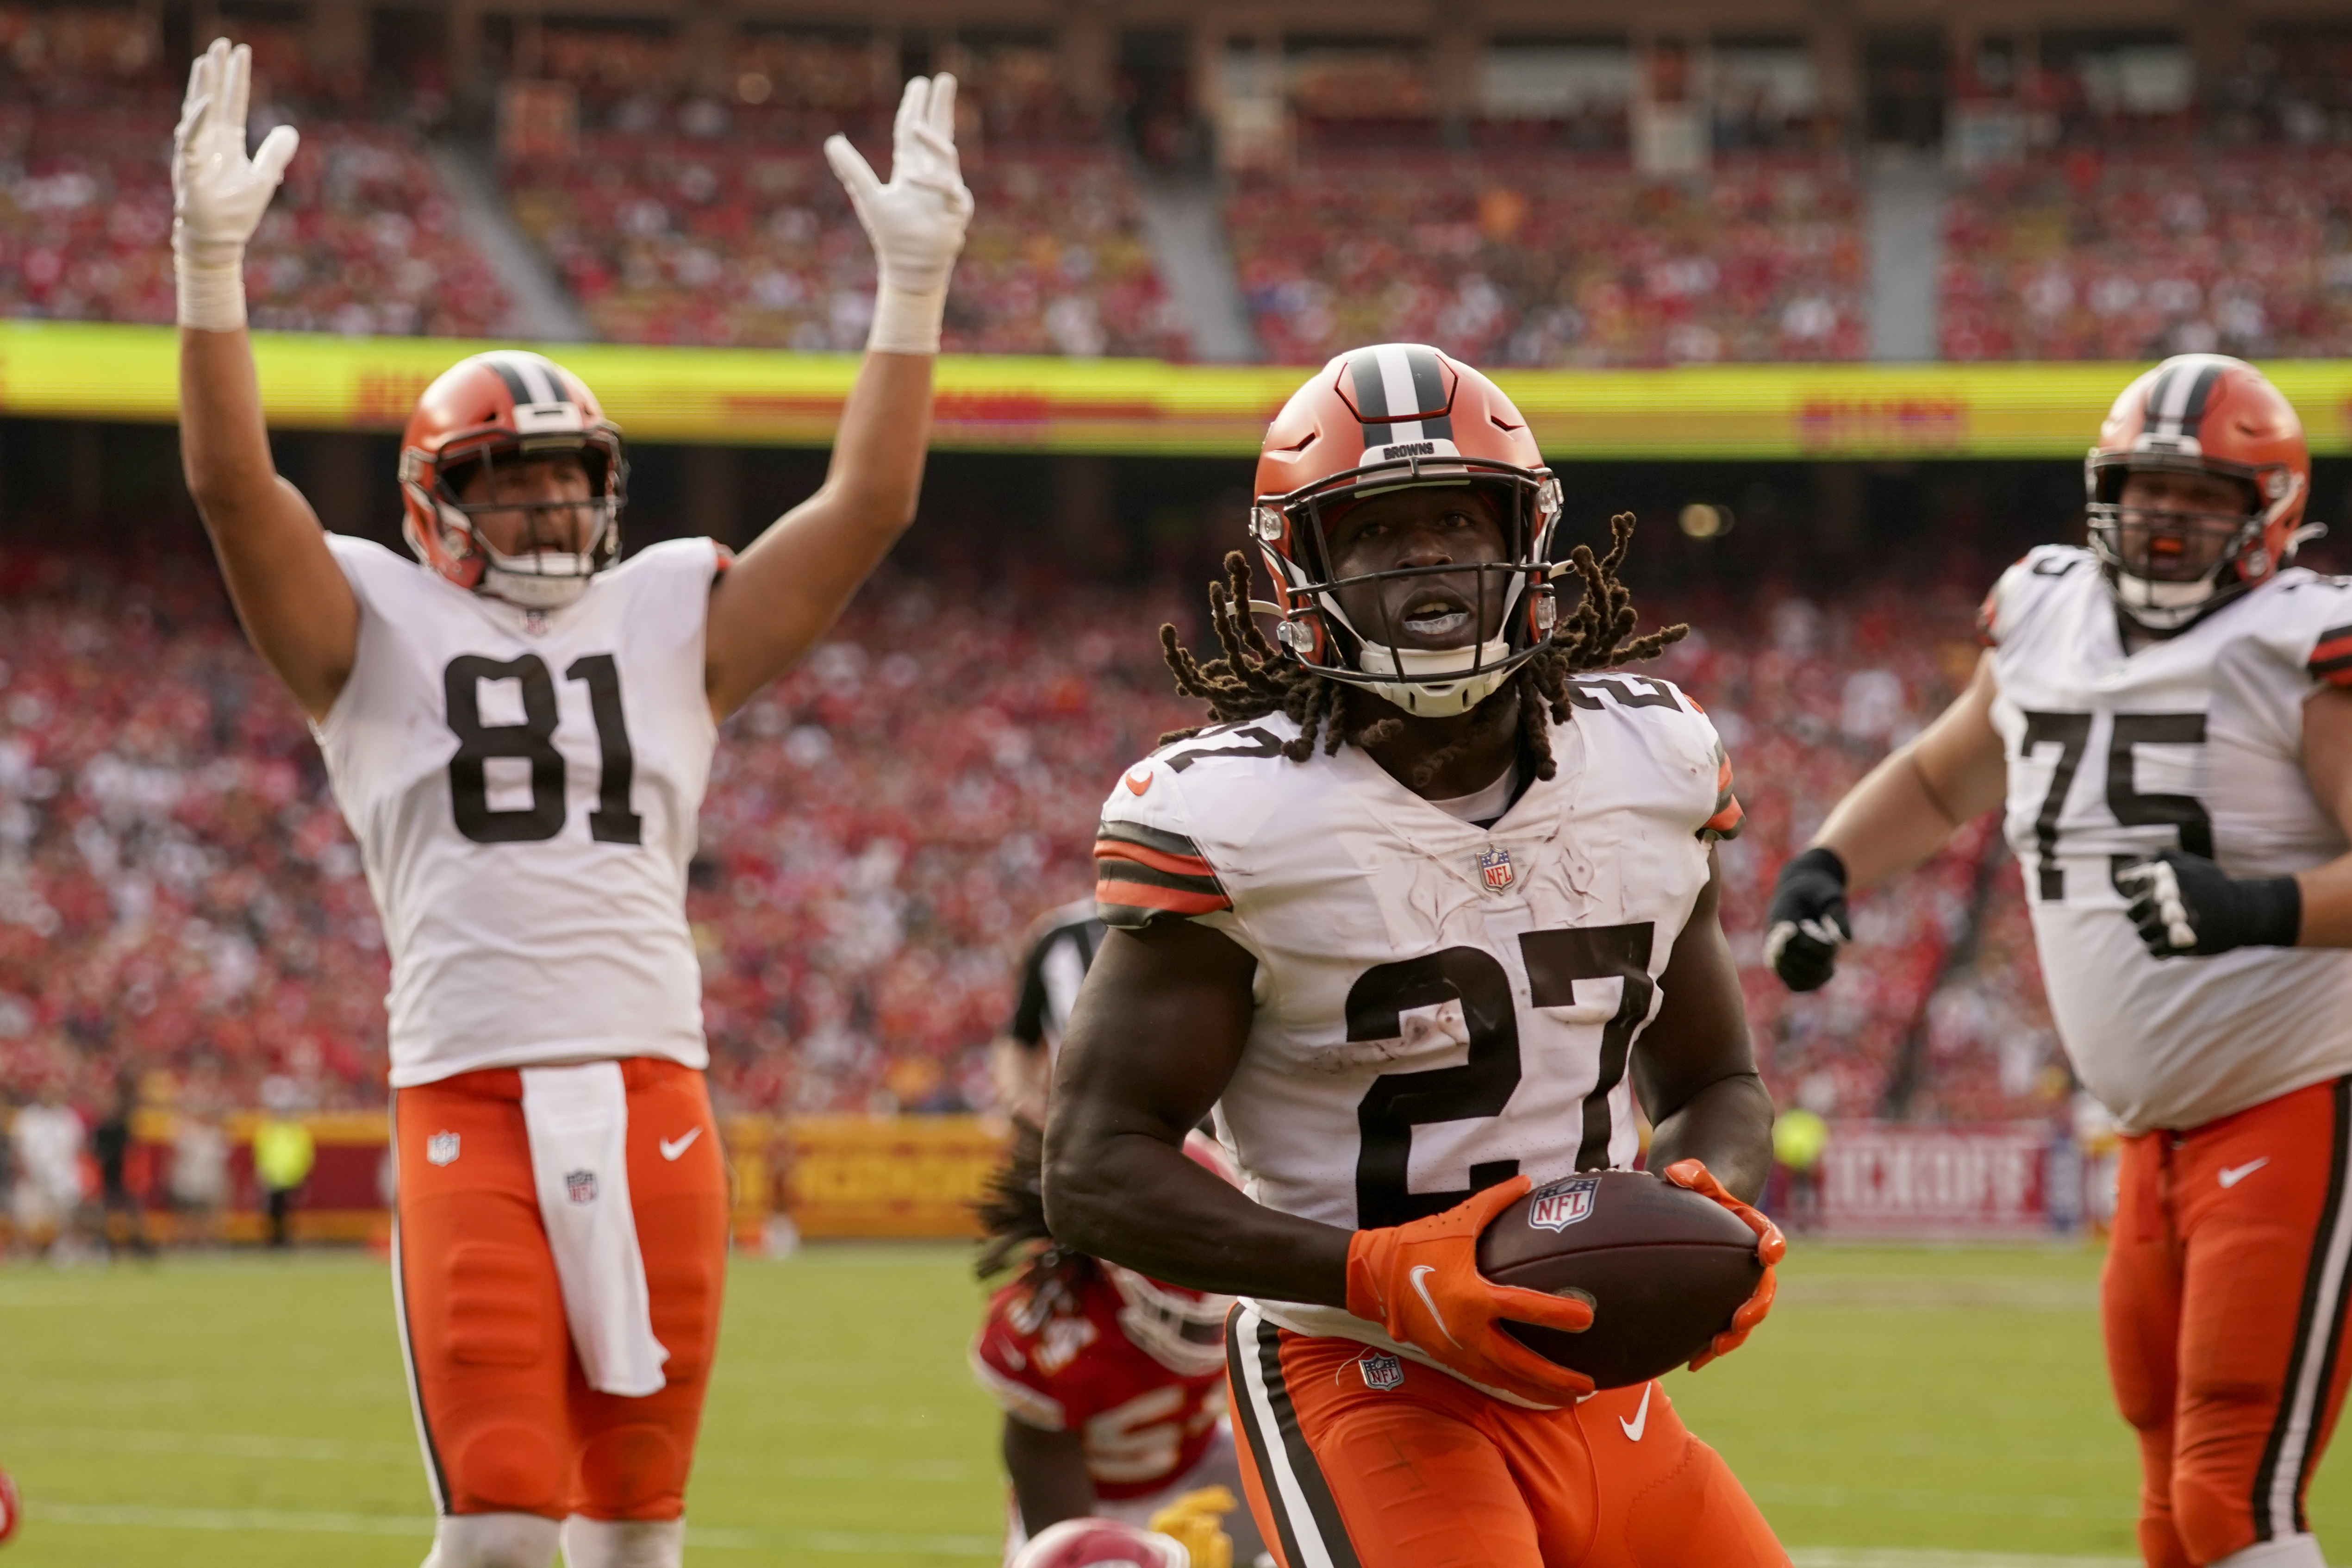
658, 1128, 702, 1162
1620, 1381, 1654, 1443
1123, 768, 1153, 796
2219, 1157, 2269, 1189
1407, 1266, 1463, 1349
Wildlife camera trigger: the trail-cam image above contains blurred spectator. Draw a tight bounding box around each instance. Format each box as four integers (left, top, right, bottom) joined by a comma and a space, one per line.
990, 899, 1104, 1125
8, 1082, 84, 1256
168, 1098, 231, 1246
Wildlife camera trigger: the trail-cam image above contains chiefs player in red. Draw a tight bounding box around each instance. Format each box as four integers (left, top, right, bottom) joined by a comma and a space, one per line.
973, 1122, 1269, 1566
172, 37, 972, 1568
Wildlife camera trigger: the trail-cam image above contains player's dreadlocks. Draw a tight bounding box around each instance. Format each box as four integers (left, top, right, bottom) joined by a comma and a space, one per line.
973, 1117, 1098, 1299
1159, 511, 1686, 787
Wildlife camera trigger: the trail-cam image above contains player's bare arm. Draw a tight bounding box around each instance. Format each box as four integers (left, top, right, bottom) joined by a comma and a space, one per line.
172, 41, 356, 722
1000, 1418, 1097, 1533
2294, 687, 2352, 946
702, 76, 973, 720
1767, 646, 2007, 990
1635, 851, 1774, 1203
1045, 919, 1354, 1306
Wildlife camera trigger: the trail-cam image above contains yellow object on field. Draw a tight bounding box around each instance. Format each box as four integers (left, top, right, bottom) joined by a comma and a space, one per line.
1773, 1108, 1830, 1173
1148, 1484, 1237, 1568
252, 1118, 317, 1193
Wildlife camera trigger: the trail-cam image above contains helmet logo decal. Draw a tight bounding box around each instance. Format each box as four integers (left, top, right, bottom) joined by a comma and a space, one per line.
1345, 344, 1454, 449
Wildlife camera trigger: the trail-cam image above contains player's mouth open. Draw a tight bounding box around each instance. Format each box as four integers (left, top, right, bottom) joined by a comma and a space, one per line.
1400, 598, 1472, 638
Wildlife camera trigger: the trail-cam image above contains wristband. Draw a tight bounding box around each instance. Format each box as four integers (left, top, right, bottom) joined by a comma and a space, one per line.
2242, 873, 2304, 948
175, 230, 249, 332
867, 280, 945, 356
1784, 845, 1847, 888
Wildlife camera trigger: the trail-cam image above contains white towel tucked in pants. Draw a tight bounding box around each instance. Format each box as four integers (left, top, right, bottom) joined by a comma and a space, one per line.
520, 1061, 670, 1397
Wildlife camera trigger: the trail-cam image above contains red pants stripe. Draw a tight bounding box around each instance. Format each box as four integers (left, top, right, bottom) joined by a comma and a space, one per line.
392, 1058, 729, 1521
2106, 1076, 2352, 1566
1223, 1305, 1784, 1568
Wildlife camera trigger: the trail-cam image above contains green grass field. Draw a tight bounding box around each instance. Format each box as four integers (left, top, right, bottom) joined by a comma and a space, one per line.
0, 1240, 2346, 1567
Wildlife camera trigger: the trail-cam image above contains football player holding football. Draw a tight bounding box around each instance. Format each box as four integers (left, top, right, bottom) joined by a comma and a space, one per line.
1043, 345, 1787, 1567
971, 1122, 1267, 1565
1767, 354, 2352, 1568
171, 38, 971, 1568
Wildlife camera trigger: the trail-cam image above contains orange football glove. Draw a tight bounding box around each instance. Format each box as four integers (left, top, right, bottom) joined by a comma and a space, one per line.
1661, 1158, 1786, 1371
1344, 1175, 1597, 1406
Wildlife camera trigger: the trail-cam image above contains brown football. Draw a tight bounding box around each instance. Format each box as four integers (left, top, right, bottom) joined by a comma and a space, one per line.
1473, 1169, 1764, 1390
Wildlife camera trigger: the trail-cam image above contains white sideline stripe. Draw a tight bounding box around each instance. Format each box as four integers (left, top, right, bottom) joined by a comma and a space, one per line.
1790, 1553, 2139, 1568
1233, 1303, 1340, 1568
30, 1503, 999, 1555
2266, 1102, 2352, 1536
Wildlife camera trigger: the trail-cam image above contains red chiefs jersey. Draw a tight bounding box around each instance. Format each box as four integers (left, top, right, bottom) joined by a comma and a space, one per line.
969, 1266, 1227, 1500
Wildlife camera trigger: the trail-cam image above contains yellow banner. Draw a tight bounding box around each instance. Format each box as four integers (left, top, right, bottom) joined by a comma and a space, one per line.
7, 320, 2350, 458
781, 1114, 1007, 1240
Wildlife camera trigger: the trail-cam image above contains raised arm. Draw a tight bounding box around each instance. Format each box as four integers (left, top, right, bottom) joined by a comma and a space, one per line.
1767, 649, 2008, 991
173, 40, 356, 723
703, 76, 973, 719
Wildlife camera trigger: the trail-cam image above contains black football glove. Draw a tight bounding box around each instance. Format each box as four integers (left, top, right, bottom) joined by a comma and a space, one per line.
1765, 847, 1852, 993
2116, 850, 2302, 959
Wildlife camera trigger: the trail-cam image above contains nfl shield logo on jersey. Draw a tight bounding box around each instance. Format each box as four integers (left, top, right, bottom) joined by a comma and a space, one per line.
1478, 845, 1514, 891
425, 1131, 460, 1167
1358, 1351, 1405, 1391
565, 1169, 598, 1205
1527, 1175, 1603, 1232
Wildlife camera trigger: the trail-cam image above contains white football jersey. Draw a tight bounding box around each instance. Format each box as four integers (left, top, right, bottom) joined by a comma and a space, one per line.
315, 535, 720, 1087
1985, 544, 2352, 1133
1093, 676, 1740, 1363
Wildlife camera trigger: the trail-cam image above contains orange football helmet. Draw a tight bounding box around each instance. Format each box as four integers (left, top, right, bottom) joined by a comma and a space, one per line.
1252, 343, 1562, 717
2086, 354, 2311, 631
398, 350, 626, 609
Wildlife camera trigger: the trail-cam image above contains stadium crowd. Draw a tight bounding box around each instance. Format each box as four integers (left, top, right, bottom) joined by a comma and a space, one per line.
1226, 154, 1866, 367
0, 537, 2055, 1158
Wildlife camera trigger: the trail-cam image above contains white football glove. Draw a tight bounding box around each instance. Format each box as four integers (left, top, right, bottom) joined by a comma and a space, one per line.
173, 37, 299, 332
824, 75, 973, 355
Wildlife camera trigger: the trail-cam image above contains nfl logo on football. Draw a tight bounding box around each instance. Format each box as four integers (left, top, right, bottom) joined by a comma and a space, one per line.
1527, 1175, 1602, 1232
565, 1169, 598, 1206
1358, 1350, 1406, 1392
1478, 844, 1514, 891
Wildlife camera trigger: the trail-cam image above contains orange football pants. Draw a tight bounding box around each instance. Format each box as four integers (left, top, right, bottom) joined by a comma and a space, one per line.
392, 1058, 729, 1521
2107, 1076, 2352, 1567
1224, 1306, 1784, 1568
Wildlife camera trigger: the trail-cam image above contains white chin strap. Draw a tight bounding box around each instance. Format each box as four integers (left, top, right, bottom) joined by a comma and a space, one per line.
1354, 637, 1517, 717
481, 549, 597, 609
2111, 568, 2227, 631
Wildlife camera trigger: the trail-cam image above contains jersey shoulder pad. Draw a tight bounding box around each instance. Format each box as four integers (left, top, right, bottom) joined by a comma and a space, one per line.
1560, 674, 1741, 841
1093, 718, 1305, 930
2258, 571, 2352, 689
1981, 544, 2097, 648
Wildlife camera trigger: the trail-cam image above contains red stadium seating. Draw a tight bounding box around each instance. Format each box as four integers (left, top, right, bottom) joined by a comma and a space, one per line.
1225, 153, 1866, 368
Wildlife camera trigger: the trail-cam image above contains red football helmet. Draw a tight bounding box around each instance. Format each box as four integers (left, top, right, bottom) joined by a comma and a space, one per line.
0, 1462, 18, 1545
1252, 343, 1562, 717
1104, 1132, 1240, 1378
398, 350, 626, 609
1009, 1517, 1189, 1568
2085, 354, 2311, 631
